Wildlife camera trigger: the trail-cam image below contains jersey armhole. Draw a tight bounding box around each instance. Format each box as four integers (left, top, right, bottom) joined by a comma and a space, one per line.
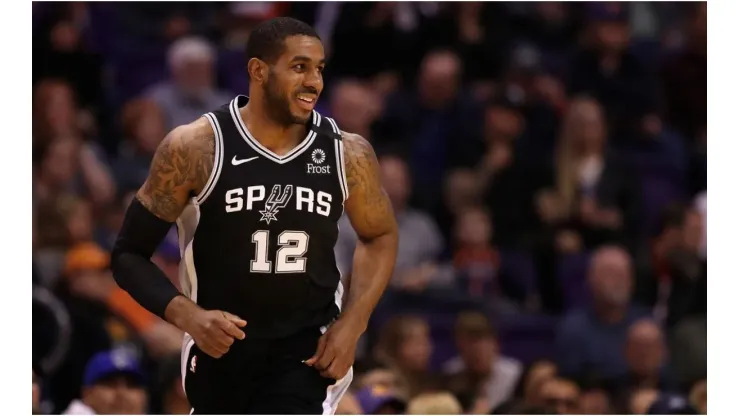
326, 117, 349, 202
195, 113, 224, 205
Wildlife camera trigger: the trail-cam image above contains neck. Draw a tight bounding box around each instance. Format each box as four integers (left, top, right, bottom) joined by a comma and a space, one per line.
242, 100, 307, 155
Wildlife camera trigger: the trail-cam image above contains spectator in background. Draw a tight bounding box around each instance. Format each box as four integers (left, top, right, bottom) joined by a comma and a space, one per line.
646, 393, 699, 415
353, 360, 401, 392
451, 207, 501, 303
33, 79, 83, 150
374, 316, 435, 398
60, 241, 182, 360
443, 311, 522, 411
660, 2, 706, 143
337, 155, 448, 293
550, 96, 640, 251
479, 98, 541, 250
33, 135, 117, 208
32, 9, 104, 120
406, 391, 463, 414
688, 379, 706, 415
63, 350, 148, 414
569, 2, 657, 140
618, 319, 676, 394
628, 387, 659, 414
477, 99, 524, 191
147, 36, 231, 130
515, 360, 558, 408
670, 316, 706, 392
418, 2, 508, 95
376, 49, 482, 211
555, 245, 649, 380
530, 97, 639, 311
578, 380, 612, 414
156, 355, 190, 415
114, 99, 167, 193
329, 2, 423, 89
437, 168, 481, 243
329, 79, 383, 142
539, 377, 581, 415
637, 203, 706, 328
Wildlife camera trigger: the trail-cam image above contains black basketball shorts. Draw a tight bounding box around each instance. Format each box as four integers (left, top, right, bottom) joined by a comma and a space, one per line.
181, 327, 353, 414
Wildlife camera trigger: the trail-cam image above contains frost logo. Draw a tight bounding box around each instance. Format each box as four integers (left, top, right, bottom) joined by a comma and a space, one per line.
308, 149, 330, 174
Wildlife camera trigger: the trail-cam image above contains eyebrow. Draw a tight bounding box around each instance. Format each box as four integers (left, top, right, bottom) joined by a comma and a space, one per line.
290, 56, 326, 65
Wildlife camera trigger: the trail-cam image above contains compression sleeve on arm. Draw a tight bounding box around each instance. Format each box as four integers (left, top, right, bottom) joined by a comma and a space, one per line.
111, 198, 183, 319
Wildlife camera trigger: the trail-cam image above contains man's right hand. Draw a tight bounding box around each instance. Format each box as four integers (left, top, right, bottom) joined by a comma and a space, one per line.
186, 309, 247, 358
165, 296, 247, 358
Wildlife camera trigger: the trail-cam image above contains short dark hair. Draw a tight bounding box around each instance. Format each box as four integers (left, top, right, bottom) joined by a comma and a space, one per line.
245, 17, 320, 65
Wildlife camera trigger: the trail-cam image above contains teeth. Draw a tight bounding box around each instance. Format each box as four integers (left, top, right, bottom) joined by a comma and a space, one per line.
298, 96, 314, 103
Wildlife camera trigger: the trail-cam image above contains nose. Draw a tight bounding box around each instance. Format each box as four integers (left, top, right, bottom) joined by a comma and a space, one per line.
303, 70, 323, 91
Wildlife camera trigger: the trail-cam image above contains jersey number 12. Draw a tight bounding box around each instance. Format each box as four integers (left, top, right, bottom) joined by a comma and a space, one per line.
250, 230, 309, 273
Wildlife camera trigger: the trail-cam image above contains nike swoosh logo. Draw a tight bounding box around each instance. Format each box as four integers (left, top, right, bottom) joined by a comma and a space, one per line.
232, 156, 259, 166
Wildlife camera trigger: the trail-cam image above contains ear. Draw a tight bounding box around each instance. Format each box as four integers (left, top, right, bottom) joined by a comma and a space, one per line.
247, 58, 268, 84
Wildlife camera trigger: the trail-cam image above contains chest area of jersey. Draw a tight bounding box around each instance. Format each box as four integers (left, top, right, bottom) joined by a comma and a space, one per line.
218, 162, 343, 225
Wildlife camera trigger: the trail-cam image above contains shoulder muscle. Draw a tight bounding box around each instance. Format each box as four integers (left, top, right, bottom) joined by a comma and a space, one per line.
137, 117, 215, 222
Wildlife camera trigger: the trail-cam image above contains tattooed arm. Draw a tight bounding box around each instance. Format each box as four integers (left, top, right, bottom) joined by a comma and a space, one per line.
113, 117, 247, 359
136, 117, 215, 221
340, 132, 398, 327
112, 117, 215, 320
305, 132, 397, 379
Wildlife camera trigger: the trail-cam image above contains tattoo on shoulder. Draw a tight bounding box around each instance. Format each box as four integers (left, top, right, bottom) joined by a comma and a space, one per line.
342, 132, 395, 236
137, 118, 215, 221
342, 132, 377, 195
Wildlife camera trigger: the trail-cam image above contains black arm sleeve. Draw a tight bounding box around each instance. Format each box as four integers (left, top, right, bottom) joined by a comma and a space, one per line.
111, 198, 183, 319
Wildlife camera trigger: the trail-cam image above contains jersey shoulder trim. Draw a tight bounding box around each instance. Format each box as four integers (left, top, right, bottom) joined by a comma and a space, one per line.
324, 116, 349, 201
195, 112, 224, 205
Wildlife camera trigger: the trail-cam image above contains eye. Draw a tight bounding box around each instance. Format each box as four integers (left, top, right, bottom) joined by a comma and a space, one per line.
317, 66, 325, 74
293, 64, 306, 72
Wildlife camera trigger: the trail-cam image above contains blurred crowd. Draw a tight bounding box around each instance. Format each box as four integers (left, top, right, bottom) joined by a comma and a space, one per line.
32, 2, 707, 415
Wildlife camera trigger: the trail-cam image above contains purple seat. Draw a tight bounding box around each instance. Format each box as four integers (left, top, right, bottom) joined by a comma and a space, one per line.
557, 253, 592, 311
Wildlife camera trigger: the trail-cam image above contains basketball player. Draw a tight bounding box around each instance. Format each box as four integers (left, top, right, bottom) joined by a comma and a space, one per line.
111, 17, 398, 414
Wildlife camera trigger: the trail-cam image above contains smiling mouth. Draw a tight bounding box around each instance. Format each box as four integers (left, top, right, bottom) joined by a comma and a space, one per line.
295, 94, 317, 110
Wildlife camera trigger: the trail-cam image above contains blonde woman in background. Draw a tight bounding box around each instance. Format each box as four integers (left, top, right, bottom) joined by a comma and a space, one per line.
530, 96, 640, 311
374, 315, 436, 399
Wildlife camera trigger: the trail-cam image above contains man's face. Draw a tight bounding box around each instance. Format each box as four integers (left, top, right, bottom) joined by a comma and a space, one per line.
174, 58, 214, 97
83, 375, 147, 415
379, 157, 410, 211
262, 35, 325, 126
458, 334, 496, 375
541, 379, 580, 415
589, 249, 632, 307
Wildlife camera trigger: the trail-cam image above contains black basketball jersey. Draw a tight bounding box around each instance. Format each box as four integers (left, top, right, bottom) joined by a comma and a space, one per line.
176, 95, 349, 339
